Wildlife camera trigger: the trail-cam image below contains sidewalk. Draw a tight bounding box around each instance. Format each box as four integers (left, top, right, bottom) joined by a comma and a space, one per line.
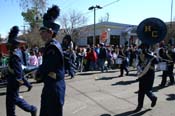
0, 69, 175, 116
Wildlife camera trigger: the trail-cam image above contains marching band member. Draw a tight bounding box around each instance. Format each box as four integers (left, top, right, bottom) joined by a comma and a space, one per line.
117, 47, 129, 77
132, 17, 167, 112
36, 5, 65, 116
6, 26, 37, 116
134, 43, 158, 112
158, 47, 174, 87
62, 35, 76, 78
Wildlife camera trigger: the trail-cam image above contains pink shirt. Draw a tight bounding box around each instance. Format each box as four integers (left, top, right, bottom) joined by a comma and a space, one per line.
29, 55, 38, 66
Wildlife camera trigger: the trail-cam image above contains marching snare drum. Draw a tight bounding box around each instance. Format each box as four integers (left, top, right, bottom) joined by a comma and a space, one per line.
157, 62, 167, 71
116, 58, 123, 64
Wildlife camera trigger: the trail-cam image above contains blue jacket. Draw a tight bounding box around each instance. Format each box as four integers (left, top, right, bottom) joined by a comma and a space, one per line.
37, 39, 66, 105
7, 48, 24, 86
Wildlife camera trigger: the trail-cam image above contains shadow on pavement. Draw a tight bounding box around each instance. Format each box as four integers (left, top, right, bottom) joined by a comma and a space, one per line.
0, 91, 6, 96
152, 85, 170, 92
127, 73, 138, 77
111, 80, 138, 86
0, 84, 6, 88
0, 81, 7, 88
134, 84, 171, 94
100, 114, 111, 116
114, 109, 151, 116
166, 94, 175, 101
95, 76, 119, 80
106, 70, 119, 73
77, 71, 102, 76
77, 70, 118, 76
156, 74, 162, 77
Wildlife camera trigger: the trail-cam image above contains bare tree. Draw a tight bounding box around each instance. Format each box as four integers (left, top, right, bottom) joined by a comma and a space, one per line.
98, 13, 109, 23
59, 10, 88, 42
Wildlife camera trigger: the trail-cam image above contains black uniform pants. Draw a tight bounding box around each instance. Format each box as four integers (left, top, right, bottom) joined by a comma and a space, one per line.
6, 85, 36, 116
120, 60, 128, 76
161, 65, 174, 86
137, 71, 156, 108
137, 89, 157, 108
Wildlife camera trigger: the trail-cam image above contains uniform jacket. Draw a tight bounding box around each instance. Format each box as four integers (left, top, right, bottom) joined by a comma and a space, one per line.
7, 48, 24, 86
37, 39, 66, 105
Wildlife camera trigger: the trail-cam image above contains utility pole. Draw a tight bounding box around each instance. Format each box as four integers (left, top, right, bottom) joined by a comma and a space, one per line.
88, 5, 102, 46
170, 0, 174, 27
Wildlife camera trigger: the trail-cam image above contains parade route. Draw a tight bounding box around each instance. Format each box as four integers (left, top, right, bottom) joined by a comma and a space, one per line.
0, 68, 175, 116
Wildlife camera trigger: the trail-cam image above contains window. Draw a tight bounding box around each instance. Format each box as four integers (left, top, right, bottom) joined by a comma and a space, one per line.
95, 35, 100, 45
87, 36, 93, 46
87, 35, 100, 46
110, 35, 120, 45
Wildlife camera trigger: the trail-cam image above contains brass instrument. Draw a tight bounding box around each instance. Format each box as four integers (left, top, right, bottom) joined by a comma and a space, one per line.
136, 17, 167, 78
137, 57, 155, 78
137, 17, 167, 45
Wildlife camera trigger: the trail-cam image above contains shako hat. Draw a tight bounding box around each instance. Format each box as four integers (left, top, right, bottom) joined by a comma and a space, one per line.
8, 26, 20, 45
40, 5, 60, 34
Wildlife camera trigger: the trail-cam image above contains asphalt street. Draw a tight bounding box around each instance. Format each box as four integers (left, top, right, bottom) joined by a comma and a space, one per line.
0, 68, 175, 116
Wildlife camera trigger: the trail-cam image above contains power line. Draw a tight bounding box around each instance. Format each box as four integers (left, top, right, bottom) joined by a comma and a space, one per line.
102, 0, 120, 8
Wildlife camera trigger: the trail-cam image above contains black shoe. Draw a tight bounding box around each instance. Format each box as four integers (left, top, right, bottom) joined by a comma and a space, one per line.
118, 75, 123, 77
159, 84, 165, 88
28, 86, 33, 92
151, 97, 157, 107
133, 106, 142, 113
168, 82, 174, 86
31, 109, 37, 116
126, 72, 129, 76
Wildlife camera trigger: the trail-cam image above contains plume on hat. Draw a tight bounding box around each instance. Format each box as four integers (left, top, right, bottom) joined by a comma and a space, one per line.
8, 26, 19, 39
8, 26, 19, 44
43, 5, 60, 25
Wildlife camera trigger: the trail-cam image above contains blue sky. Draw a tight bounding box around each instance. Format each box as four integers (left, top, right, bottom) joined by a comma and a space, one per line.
0, 0, 174, 38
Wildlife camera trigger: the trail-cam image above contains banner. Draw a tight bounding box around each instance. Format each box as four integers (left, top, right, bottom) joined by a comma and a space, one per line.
100, 31, 107, 43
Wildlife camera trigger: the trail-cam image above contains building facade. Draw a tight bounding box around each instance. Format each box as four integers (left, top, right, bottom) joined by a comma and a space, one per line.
76, 22, 138, 47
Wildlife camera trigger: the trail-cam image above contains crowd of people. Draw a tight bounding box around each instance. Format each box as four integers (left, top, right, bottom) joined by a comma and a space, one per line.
60, 41, 175, 79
